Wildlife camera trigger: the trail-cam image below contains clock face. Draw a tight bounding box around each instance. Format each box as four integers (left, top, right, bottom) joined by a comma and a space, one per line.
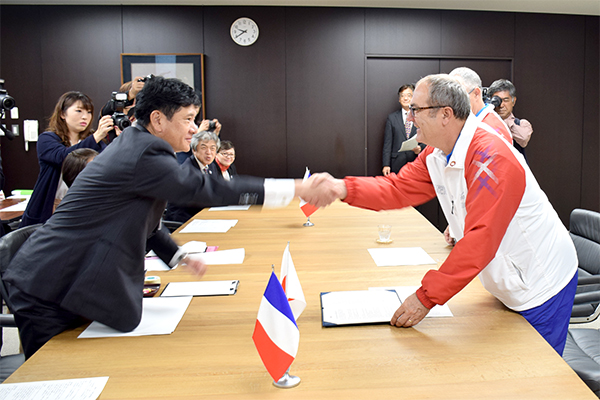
230, 17, 259, 46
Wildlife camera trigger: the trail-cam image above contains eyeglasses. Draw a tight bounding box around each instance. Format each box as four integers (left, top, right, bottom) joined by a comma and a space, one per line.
408, 105, 450, 117
219, 152, 235, 158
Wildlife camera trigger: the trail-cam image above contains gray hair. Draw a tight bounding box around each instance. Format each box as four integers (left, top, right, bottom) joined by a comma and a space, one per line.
417, 74, 471, 121
488, 79, 517, 98
449, 67, 482, 93
190, 130, 220, 151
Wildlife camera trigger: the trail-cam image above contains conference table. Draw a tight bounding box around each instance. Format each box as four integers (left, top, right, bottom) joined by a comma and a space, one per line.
3, 200, 596, 399
0, 198, 26, 224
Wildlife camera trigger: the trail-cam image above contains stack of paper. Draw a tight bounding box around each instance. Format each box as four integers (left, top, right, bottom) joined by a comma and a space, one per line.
179, 219, 238, 233
78, 296, 192, 338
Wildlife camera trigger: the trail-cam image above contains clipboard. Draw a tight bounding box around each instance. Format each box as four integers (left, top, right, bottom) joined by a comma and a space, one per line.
320, 289, 401, 327
160, 280, 239, 297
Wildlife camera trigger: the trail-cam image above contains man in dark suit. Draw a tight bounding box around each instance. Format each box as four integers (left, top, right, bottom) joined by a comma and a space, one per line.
165, 130, 221, 222
4, 76, 306, 358
382, 84, 425, 176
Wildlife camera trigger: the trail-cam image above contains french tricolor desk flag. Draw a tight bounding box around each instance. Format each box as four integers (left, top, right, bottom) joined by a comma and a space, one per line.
252, 271, 300, 381
299, 167, 319, 218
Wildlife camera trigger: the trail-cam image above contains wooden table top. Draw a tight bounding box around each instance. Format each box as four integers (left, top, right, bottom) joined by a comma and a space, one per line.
4, 200, 595, 399
0, 198, 26, 222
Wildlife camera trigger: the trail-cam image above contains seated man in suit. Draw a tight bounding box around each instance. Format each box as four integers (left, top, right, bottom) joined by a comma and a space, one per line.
3, 75, 312, 359
165, 130, 221, 222
382, 84, 425, 176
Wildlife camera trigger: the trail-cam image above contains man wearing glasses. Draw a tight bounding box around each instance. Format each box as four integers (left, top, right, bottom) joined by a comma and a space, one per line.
381, 84, 425, 176
488, 79, 533, 160
303, 74, 577, 356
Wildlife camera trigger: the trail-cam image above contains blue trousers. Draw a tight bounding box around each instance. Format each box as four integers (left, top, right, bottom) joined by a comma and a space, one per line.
519, 271, 578, 356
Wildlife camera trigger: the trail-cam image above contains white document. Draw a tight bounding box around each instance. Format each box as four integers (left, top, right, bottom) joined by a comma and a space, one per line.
144, 256, 170, 271
161, 280, 239, 297
144, 241, 208, 271
369, 286, 453, 317
321, 290, 401, 326
368, 247, 436, 267
0, 199, 28, 212
144, 248, 244, 271
208, 205, 251, 211
193, 248, 245, 265
179, 219, 238, 233
399, 135, 418, 152
0, 376, 109, 400
78, 296, 192, 338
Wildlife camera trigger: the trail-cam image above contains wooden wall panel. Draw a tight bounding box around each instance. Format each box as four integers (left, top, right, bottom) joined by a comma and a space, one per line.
365, 8, 442, 55
286, 7, 365, 178
39, 6, 123, 117
122, 6, 205, 55
581, 16, 599, 212
515, 13, 586, 225
441, 10, 514, 57
0, 6, 44, 193
203, 7, 287, 178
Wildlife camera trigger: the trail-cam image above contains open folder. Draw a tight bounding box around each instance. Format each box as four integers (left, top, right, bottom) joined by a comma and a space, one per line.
320, 290, 401, 327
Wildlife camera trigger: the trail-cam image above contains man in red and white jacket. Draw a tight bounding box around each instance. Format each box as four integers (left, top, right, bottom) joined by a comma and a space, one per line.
304, 74, 577, 355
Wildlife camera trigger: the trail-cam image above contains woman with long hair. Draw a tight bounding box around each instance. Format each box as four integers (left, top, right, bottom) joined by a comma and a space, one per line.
19, 91, 113, 227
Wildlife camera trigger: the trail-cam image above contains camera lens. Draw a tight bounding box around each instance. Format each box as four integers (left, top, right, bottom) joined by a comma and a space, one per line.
112, 112, 131, 130
0, 94, 15, 110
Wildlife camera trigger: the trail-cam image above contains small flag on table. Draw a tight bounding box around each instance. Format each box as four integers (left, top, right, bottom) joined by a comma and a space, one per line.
299, 167, 318, 218
280, 243, 306, 320
252, 272, 300, 381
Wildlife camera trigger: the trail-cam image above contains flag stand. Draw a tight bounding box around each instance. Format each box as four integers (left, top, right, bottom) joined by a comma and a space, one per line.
303, 217, 314, 227
273, 368, 301, 388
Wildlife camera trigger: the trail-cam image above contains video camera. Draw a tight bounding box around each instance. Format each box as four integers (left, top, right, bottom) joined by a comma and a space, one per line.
482, 87, 502, 108
0, 79, 16, 140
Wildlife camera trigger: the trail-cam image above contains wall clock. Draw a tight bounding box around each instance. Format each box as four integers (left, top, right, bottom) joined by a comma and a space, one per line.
230, 17, 259, 46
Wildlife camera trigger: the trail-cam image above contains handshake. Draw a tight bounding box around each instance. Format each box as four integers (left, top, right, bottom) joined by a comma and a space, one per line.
295, 173, 348, 208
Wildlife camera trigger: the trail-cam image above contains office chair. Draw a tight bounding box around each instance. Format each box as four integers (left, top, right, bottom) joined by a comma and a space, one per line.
0, 224, 41, 383
563, 328, 600, 398
569, 209, 600, 324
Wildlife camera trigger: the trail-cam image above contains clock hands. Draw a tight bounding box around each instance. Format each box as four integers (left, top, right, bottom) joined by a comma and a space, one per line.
235, 29, 247, 38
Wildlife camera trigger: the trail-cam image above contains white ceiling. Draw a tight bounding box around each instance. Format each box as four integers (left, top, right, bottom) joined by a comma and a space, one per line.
2, 0, 599, 16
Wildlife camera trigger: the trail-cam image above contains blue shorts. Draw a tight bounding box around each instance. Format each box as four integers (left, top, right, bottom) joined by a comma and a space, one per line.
519, 271, 578, 356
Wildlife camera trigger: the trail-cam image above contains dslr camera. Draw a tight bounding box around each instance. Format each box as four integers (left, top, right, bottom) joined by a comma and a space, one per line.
0, 79, 16, 140
109, 92, 131, 130
482, 87, 502, 108
0, 79, 16, 111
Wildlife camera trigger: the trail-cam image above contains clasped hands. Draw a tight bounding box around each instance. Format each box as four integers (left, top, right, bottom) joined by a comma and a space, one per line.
296, 172, 348, 209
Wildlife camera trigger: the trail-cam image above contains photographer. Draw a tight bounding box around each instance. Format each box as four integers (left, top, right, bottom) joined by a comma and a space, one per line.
19, 91, 112, 227
99, 76, 146, 141
488, 79, 533, 161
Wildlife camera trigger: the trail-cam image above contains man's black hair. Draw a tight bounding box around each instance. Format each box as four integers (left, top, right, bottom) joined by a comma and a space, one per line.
134, 75, 201, 127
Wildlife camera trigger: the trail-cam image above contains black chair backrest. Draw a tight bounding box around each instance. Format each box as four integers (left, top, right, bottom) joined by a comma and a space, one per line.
0, 224, 41, 311
569, 209, 600, 277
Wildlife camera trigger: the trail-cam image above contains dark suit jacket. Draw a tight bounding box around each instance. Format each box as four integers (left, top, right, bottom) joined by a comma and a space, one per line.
5, 124, 264, 332
165, 156, 222, 222
382, 109, 424, 174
